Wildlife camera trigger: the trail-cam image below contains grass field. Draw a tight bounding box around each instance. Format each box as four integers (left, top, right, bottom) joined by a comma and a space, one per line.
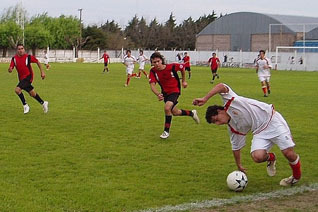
0, 62, 317, 211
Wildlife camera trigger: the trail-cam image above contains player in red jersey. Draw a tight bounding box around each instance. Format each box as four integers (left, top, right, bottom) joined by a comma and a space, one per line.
208, 53, 221, 84
100, 50, 110, 73
183, 52, 191, 79
8, 44, 48, 114
149, 52, 200, 139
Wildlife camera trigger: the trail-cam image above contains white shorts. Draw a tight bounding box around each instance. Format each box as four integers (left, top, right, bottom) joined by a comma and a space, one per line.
251, 112, 295, 153
258, 76, 270, 82
139, 63, 145, 70
126, 68, 134, 75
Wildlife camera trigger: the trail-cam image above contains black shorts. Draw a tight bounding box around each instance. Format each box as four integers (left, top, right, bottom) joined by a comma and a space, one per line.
212, 68, 218, 73
104, 62, 108, 67
17, 75, 34, 92
185, 67, 191, 72
164, 92, 179, 108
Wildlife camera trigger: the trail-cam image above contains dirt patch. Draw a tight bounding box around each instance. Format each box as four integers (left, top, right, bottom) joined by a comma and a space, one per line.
196, 190, 318, 212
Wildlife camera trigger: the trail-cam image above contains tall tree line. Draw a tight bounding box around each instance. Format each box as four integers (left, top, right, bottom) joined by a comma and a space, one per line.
0, 5, 218, 56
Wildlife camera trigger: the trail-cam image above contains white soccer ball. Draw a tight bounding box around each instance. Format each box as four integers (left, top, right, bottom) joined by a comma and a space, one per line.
226, 171, 248, 192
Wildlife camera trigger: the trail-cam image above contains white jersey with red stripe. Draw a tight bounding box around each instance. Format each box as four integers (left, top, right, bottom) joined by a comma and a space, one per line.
256, 57, 272, 77
220, 84, 276, 150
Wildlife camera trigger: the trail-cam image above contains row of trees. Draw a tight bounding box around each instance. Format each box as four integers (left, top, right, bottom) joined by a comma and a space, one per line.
0, 5, 219, 57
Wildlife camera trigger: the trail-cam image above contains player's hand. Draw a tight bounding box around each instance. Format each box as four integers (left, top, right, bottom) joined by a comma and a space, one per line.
41, 72, 46, 80
264, 65, 269, 69
157, 93, 164, 101
192, 97, 207, 106
8, 68, 12, 73
237, 164, 247, 174
182, 81, 187, 88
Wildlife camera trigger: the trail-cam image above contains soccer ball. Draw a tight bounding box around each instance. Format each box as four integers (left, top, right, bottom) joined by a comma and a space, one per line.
226, 171, 248, 192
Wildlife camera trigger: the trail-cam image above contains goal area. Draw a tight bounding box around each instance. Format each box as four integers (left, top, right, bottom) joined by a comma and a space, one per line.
274, 46, 318, 71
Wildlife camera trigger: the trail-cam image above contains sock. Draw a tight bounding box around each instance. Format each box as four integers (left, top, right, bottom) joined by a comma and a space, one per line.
212, 75, 215, 80
188, 73, 191, 79
126, 77, 130, 85
131, 73, 137, 77
267, 152, 276, 161
267, 85, 270, 93
34, 94, 44, 104
143, 71, 148, 77
164, 115, 172, 133
181, 109, 193, 116
106, 68, 109, 72
18, 93, 26, 105
289, 155, 301, 180
262, 86, 267, 95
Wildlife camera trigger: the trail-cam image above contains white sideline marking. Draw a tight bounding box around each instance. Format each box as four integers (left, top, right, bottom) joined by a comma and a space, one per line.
138, 183, 318, 212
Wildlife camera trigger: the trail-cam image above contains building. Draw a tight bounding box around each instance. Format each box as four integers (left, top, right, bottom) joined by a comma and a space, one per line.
196, 12, 318, 51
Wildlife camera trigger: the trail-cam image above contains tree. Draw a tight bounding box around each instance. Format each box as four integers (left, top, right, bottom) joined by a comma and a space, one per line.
0, 21, 22, 56
24, 24, 52, 55
82, 25, 107, 50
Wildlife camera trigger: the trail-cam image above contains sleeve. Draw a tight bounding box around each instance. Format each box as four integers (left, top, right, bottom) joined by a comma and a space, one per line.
208, 58, 211, 63
220, 84, 239, 101
148, 69, 157, 84
228, 127, 246, 150
30, 55, 39, 63
266, 58, 272, 68
10, 57, 15, 69
175, 63, 185, 72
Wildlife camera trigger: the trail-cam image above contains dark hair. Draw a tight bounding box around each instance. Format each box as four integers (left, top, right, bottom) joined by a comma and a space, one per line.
259, 50, 265, 54
139, 49, 143, 53
126, 49, 131, 54
150, 52, 165, 65
17, 43, 24, 48
205, 105, 225, 123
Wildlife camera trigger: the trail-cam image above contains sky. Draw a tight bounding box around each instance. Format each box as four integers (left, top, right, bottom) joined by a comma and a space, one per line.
1, 0, 318, 28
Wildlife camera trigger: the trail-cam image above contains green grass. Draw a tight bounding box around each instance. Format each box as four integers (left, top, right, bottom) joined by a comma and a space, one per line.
0, 63, 317, 211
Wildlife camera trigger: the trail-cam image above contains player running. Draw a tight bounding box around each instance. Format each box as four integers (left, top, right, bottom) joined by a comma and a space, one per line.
208, 52, 221, 84
183, 52, 191, 79
8, 44, 49, 114
193, 83, 301, 186
123, 50, 137, 87
136, 50, 148, 78
255, 50, 272, 97
149, 52, 200, 139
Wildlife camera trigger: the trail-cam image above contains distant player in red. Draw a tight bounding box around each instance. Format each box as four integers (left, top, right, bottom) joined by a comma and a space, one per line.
208, 52, 221, 84
100, 50, 110, 73
149, 52, 200, 139
8, 44, 48, 114
183, 52, 191, 79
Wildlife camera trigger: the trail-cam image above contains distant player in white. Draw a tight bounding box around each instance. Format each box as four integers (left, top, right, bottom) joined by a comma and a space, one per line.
193, 83, 301, 186
123, 50, 137, 87
256, 50, 272, 97
44, 50, 50, 70
136, 50, 148, 78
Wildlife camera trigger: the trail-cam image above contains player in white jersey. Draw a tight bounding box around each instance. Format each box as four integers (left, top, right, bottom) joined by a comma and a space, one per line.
193, 83, 301, 186
256, 50, 272, 97
136, 50, 148, 78
44, 50, 50, 70
123, 50, 137, 87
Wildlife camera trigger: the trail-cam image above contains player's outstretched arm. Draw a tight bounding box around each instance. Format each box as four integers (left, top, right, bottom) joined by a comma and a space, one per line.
193, 83, 228, 106
36, 61, 45, 79
180, 69, 187, 88
233, 149, 247, 173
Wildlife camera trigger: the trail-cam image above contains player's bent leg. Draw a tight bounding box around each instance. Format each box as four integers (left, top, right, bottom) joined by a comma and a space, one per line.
280, 147, 301, 186
251, 149, 268, 163
252, 149, 276, 176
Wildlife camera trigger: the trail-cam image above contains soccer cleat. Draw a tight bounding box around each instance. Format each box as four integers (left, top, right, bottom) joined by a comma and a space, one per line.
160, 131, 170, 139
23, 104, 30, 114
42, 101, 49, 113
267, 158, 276, 177
268, 90, 271, 94
217, 75, 220, 79
264, 94, 268, 97
191, 110, 200, 124
210, 81, 214, 84
280, 175, 299, 186
124, 84, 128, 87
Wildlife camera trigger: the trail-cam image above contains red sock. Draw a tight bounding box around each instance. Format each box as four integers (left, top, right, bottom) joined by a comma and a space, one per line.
290, 156, 301, 180
126, 77, 130, 85
143, 71, 148, 77
267, 152, 276, 161
262, 86, 267, 94
131, 73, 137, 77
138, 72, 141, 77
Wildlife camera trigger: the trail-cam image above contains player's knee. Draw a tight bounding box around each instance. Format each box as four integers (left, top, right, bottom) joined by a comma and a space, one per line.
15, 87, 21, 94
251, 151, 267, 163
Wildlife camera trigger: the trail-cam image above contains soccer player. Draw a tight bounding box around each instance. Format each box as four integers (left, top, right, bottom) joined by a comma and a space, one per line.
149, 52, 200, 139
255, 50, 272, 97
44, 50, 50, 70
100, 50, 110, 73
208, 52, 221, 84
193, 83, 301, 186
183, 52, 191, 79
8, 44, 49, 114
136, 50, 148, 78
123, 50, 137, 87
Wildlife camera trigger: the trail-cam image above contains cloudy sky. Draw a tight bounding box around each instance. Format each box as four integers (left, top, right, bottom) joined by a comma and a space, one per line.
1, 0, 317, 27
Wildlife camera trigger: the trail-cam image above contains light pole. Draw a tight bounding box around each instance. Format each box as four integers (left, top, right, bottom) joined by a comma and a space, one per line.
78, 8, 83, 57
